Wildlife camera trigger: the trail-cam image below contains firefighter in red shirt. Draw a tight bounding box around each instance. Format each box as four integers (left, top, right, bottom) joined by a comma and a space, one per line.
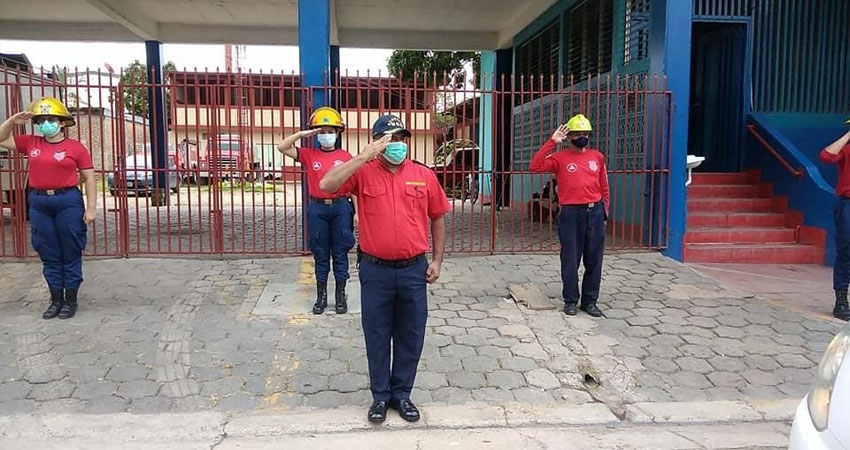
530, 114, 609, 317
0, 97, 97, 320
320, 115, 450, 425
819, 121, 850, 321
278, 107, 355, 314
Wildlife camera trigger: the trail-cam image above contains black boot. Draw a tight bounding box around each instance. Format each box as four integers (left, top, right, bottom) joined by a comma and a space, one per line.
58, 288, 78, 320
834, 290, 850, 321
42, 289, 63, 320
313, 282, 328, 314
335, 280, 348, 314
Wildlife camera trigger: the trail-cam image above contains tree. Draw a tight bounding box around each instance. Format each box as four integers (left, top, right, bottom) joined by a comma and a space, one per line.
387, 50, 480, 88
119, 60, 177, 122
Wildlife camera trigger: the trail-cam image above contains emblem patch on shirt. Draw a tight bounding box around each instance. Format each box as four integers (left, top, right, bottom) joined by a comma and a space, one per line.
588, 160, 598, 172
405, 181, 426, 186
312, 161, 322, 171
53, 151, 66, 162
30, 149, 41, 158
333, 160, 344, 167
567, 163, 578, 173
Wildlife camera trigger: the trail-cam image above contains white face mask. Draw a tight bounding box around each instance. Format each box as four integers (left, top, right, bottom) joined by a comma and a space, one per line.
317, 133, 337, 149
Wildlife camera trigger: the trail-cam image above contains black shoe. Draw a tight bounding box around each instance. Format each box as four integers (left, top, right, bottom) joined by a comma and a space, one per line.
313, 282, 328, 315
391, 398, 421, 422
367, 400, 389, 423
335, 280, 348, 314
58, 288, 78, 320
42, 289, 64, 320
581, 303, 603, 318
564, 303, 578, 316
834, 290, 850, 321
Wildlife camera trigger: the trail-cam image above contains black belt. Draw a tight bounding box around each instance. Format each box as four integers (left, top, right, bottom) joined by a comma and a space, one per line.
30, 187, 78, 196
310, 196, 350, 205
563, 201, 601, 209
358, 249, 426, 269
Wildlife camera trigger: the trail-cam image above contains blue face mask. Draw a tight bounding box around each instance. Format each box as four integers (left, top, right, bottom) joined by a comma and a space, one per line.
38, 120, 61, 138
384, 141, 408, 165
317, 133, 337, 149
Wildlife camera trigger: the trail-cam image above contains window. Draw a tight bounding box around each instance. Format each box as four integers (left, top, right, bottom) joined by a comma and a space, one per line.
515, 19, 561, 93
624, 0, 650, 65
566, 0, 614, 79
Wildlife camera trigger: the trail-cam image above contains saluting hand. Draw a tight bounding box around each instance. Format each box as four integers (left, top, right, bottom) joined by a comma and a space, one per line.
362, 135, 392, 161
300, 129, 320, 138
10, 112, 33, 125
551, 124, 570, 144
426, 260, 441, 284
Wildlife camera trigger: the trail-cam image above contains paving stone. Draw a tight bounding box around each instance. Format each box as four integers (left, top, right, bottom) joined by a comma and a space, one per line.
525, 369, 561, 390
499, 357, 539, 372
431, 387, 473, 404
776, 353, 814, 369
423, 357, 463, 373
743, 355, 781, 371
642, 357, 679, 373
486, 371, 527, 389
645, 345, 682, 358
441, 345, 476, 358
0, 381, 31, 401
478, 346, 512, 359
741, 369, 782, 386
511, 343, 549, 361
512, 387, 558, 404
626, 316, 660, 326
106, 364, 150, 383
200, 377, 245, 396
675, 357, 714, 374
623, 326, 656, 338
117, 380, 161, 399
447, 371, 486, 389
35, 398, 86, 414
28, 380, 75, 401
309, 359, 348, 376
84, 395, 129, 414
290, 374, 328, 395
715, 326, 746, 339
415, 371, 448, 390
471, 388, 516, 403
461, 355, 499, 373
328, 374, 369, 393
498, 324, 535, 339
0, 399, 37, 414
217, 394, 258, 411
434, 326, 466, 337
707, 372, 747, 388
669, 372, 712, 389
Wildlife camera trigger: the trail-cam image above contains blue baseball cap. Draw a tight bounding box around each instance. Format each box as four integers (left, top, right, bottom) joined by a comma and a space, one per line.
372, 114, 411, 138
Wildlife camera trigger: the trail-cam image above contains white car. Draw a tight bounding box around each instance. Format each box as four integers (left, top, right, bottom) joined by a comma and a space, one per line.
789, 322, 850, 449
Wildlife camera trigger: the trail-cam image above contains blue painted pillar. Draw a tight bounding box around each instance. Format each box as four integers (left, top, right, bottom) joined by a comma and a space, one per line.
297, 0, 331, 250
478, 51, 495, 199
660, 0, 693, 261
145, 40, 169, 206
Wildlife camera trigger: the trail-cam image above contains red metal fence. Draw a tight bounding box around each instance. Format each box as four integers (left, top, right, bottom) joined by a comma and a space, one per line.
1, 67, 671, 258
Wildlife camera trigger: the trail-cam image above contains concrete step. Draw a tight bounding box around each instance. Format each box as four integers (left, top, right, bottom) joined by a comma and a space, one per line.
687, 212, 786, 228
685, 227, 796, 244
683, 243, 820, 264
687, 184, 762, 199
687, 198, 777, 213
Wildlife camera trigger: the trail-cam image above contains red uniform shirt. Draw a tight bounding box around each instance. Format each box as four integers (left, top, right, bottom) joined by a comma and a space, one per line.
820, 144, 850, 197
529, 139, 610, 213
298, 148, 352, 199
336, 159, 451, 260
14, 135, 93, 190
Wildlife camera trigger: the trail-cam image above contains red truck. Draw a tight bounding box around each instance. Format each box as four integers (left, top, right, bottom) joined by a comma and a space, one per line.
194, 134, 254, 184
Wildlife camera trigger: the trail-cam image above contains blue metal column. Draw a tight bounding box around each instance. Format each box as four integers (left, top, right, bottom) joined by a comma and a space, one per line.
478, 51, 495, 200
298, 0, 331, 250
660, 0, 693, 261
145, 40, 169, 206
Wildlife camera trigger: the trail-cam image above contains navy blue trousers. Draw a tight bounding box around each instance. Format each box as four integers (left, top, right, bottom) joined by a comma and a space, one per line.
558, 203, 605, 305
359, 257, 428, 402
834, 198, 850, 291
307, 199, 355, 283
28, 188, 87, 290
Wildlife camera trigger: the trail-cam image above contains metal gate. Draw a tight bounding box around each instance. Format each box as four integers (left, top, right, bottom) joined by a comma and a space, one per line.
1, 67, 671, 258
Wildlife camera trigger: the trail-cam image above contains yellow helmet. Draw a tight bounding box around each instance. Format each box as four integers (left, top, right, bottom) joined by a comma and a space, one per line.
308, 106, 344, 130
30, 97, 75, 127
565, 114, 592, 132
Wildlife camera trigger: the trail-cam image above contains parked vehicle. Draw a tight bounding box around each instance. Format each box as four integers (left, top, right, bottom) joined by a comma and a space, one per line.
430, 138, 479, 204
107, 144, 179, 196
196, 134, 254, 184
789, 322, 850, 449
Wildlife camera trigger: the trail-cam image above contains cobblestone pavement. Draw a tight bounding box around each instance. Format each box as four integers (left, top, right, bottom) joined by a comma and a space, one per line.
0, 253, 841, 416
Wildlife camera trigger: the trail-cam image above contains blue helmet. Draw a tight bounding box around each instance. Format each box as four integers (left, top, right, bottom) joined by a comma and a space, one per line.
372, 114, 411, 139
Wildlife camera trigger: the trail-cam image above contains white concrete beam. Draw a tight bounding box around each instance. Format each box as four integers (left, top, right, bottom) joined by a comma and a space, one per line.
497, 0, 560, 48
82, 0, 159, 40
330, 0, 341, 46
0, 20, 138, 42
158, 24, 299, 46
338, 29, 499, 51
